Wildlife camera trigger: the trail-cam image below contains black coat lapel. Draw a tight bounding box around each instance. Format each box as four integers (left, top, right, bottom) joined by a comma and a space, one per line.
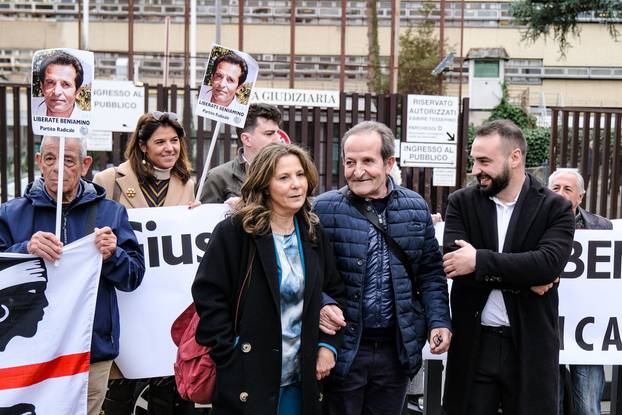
475, 192, 499, 252
503, 174, 544, 253
254, 233, 281, 316
300, 228, 319, 317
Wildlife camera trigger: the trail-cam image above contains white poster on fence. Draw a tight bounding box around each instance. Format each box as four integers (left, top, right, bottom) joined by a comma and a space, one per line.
116, 204, 228, 378
0, 234, 101, 415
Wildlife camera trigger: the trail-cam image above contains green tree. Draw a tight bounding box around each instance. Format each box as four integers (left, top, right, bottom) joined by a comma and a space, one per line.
511, 1, 621, 54
397, 18, 439, 95
488, 83, 537, 130
366, 0, 388, 93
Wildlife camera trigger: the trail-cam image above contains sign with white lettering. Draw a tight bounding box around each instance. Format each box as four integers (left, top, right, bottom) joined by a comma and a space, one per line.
407, 95, 459, 143
116, 204, 228, 378
423, 229, 622, 364
400, 142, 457, 168
251, 88, 340, 108
432, 168, 456, 187
87, 130, 113, 152
558, 230, 622, 364
405, 94, 459, 168
91, 80, 145, 132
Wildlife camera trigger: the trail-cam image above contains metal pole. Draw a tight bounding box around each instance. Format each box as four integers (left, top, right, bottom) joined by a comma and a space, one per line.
289, 0, 296, 88
389, 0, 397, 93
184, 0, 190, 86
164, 16, 171, 87
438, 0, 445, 95
54, 137, 66, 241
458, 0, 465, 105
190, 0, 197, 87
82, 0, 89, 50
78, 1, 82, 49
339, 0, 346, 92
128, 0, 134, 81
238, 0, 245, 50
195, 122, 222, 202
215, 0, 222, 44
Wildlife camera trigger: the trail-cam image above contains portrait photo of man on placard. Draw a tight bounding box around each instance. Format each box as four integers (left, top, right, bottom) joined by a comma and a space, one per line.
197, 45, 258, 128
31, 49, 92, 119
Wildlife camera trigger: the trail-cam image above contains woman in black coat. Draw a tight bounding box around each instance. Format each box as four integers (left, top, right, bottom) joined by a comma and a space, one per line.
192, 143, 345, 415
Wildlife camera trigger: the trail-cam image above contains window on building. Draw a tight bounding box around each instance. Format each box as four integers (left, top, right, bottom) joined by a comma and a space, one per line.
474, 61, 499, 78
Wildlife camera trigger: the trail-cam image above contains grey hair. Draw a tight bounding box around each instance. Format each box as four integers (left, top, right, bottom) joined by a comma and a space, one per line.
341, 120, 395, 163
41, 136, 88, 161
548, 168, 585, 195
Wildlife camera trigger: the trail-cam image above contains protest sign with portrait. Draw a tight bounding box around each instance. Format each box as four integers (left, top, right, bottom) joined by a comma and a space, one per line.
31, 48, 94, 138
196, 44, 258, 128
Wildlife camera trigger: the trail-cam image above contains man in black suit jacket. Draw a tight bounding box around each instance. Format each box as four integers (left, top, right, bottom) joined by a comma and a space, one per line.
441, 119, 576, 415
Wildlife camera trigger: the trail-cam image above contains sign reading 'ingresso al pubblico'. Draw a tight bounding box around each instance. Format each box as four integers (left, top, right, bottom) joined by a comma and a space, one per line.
401, 95, 459, 170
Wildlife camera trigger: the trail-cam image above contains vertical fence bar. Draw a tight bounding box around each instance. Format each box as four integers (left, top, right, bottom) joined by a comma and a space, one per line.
157, 84, 165, 110
599, 113, 611, 217
377, 95, 386, 123
351, 92, 359, 126
183, 85, 192, 140
338, 93, 347, 188
548, 109, 559, 174
611, 113, 621, 218
325, 107, 334, 191
313, 107, 322, 177
364, 93, 372, 120
388, 94, 397, 132
112, 132, 121, 166
459, 98, 470, 187
223, 124, 232, 165
301, 106, 309, 150
589, 112, 601, 213
0, 87, 7, 203
144, 84, 150, 113
27, 87, 34, 183
560, 110, 569, 167
570, 111, 580, 167
288, 106, 296, 144
170, 84, 178, 113
580, 112, 591, 208
12, 86, 22, 197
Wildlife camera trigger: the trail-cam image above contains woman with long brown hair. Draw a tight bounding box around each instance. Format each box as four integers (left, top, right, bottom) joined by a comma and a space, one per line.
192, 143, 344, 415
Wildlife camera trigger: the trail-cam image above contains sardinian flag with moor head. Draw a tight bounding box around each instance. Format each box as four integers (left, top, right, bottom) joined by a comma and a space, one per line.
0, 234, 101, 415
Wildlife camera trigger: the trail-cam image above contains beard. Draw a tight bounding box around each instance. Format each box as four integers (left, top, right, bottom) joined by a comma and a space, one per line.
477, 164, 510, 197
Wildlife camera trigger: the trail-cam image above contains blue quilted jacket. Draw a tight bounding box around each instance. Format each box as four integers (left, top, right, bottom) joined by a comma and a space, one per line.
314, 178, 451, 378
0, 178, 145, 362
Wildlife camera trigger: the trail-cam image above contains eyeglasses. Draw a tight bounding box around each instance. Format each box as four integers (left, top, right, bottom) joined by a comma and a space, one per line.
151, 111, 179, 122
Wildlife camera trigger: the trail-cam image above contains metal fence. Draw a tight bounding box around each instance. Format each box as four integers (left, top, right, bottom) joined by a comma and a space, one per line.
0, 83, 470, 214
549, 106, 622, 219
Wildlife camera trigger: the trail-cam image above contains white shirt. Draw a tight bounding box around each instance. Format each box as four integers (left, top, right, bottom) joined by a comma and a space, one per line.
480, 194, 518, 327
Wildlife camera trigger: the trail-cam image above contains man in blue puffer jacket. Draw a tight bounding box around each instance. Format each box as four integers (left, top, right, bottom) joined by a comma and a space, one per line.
314, 121, 452, 414
0, 136, 145, 415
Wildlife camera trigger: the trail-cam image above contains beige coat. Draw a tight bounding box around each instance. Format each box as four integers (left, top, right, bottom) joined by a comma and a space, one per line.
93, 161, 195, 208
93, 161, 195, 378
